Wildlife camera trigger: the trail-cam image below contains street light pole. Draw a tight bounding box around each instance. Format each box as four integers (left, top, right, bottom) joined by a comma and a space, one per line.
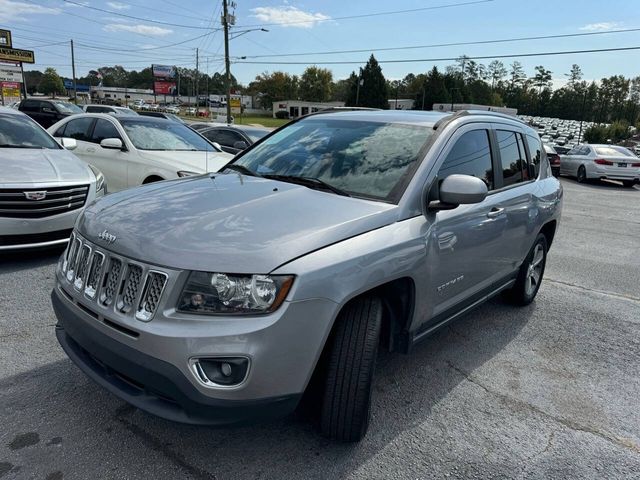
70, 39, 77, 103
223, 0, 232, 124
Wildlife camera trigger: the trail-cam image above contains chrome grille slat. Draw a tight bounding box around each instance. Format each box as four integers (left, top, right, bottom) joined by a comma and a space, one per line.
73, 244, 92, 290
117, 264, 143, 313
136, 272, 168, 321
84, 251, 105, 299
62, 234, 168, 322
100, 258, 123, 307
0, 184, 89, 218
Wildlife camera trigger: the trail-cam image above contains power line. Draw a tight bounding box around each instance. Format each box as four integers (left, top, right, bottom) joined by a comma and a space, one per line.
74, 33, 216, 52
61, 0, 219, 30
238, 27, 640, 59
235, 45, 640, 65
235, 0, 494, 28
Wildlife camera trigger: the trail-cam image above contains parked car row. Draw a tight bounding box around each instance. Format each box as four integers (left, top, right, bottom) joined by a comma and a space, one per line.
558, 144, 640, 187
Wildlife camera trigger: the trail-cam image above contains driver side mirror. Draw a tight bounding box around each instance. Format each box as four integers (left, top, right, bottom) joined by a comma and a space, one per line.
211, 141, 222, 151
428, 174, 488, 211
233, 140, 248, 150
60, 137, 77, 150
100, 138, 124, 150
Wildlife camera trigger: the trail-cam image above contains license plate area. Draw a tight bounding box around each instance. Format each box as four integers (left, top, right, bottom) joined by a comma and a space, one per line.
618, 163, 627, 167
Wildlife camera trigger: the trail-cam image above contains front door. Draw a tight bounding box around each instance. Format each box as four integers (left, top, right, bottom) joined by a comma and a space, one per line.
425, 125, 509, 325
88, 118, 129, 192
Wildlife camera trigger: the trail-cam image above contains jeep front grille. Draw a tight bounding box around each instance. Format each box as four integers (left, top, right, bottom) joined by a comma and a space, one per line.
61, 233, 168, 321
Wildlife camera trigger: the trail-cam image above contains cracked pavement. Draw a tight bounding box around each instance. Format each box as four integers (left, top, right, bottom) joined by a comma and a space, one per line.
1, 178, 639, 479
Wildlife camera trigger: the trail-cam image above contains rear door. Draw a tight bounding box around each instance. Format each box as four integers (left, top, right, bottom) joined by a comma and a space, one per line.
20, 100, 45, 126
427, 124, 510, 323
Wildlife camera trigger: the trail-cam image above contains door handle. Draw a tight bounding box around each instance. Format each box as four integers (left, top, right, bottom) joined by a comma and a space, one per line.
486, 207, 505, 219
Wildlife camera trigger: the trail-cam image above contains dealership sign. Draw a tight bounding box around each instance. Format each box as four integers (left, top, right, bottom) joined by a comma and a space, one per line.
152, 64, 175, 78
0, 64, 21, 82
0, 29, 12, 48
154, 81, 176, 95
1, 81, 21, 97
0, 46, 34, 63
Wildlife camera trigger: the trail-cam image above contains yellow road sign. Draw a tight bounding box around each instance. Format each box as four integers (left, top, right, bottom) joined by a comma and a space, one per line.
0, 47, 34, 64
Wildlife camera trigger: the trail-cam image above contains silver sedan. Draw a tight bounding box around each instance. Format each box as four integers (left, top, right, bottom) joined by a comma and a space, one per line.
559, 143, 640, 187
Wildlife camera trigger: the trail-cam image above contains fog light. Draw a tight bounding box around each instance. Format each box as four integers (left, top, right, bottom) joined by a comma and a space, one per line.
191, 357, 249, 387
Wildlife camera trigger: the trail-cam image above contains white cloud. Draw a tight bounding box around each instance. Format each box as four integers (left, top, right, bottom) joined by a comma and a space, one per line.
250, 5, 330, 28
107, 1, 130, 10
580, 21, 622, 31
104, 23, 173, 36
0, 0, 59, 22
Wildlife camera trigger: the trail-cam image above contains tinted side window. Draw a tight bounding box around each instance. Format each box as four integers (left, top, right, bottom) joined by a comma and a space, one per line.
21, 100, 40, 112
91, 119, 120, 144
206, 129, 242, 147
86, 106, 109, 113
526, 134, 542, 178
52, 124, 67, 137
496, 130, 527, 187
439, 129, 493, 190
63, 118, 94, 142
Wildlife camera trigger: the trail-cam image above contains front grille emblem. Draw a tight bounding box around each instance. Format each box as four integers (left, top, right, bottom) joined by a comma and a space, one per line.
24, 191, 46, 201
98, 229, 117, 244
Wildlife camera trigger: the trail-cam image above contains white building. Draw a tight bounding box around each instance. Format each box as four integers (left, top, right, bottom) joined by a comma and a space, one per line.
388, 99, 415, 110
272, 100, 345, 118
433, 103, 518, 116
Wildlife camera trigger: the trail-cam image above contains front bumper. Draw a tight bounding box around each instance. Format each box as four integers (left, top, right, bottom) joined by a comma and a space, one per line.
0, 211, 78, 251
52, 288, 302, 425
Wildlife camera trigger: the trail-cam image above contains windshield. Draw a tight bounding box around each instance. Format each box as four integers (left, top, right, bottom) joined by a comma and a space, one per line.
0, 113, 61, 149
119, 119, 218, 151
233, 118, 433, 202
53, 101, 83, 114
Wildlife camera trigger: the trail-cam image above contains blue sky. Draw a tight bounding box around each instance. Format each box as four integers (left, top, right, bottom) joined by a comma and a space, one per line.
3, 0, 640, 87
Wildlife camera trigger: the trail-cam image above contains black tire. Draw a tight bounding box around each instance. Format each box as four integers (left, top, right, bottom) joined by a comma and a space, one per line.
551, 167, 560, 178
320, 296, 382, 442
576, 165, 587, 183
622, 180, 636, 188
503, 233, 548, 306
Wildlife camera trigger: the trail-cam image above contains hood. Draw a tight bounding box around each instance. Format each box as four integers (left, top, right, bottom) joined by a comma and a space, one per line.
78, 173, 397, 273
0, 148, 93, 185
137, 149, 233, 174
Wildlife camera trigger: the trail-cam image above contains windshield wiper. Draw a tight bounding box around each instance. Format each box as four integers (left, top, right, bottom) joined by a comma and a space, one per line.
263, 175, 351, 197
222, 164, 262, 177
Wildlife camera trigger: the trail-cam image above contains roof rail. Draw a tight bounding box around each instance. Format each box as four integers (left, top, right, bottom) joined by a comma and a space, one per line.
433, 110, 469, 130
433, 109, 525, 130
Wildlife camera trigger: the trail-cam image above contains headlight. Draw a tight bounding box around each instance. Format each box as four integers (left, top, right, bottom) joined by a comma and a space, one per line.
178, 272, 294, 315
177, 170, 199, 177
89, 165, 106, 193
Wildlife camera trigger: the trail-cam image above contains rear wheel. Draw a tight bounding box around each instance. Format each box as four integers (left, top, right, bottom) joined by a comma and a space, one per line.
503, 233, 548, 306
320, 296, 382, 442
576, 165, 587, 183
622, 180, 636, 188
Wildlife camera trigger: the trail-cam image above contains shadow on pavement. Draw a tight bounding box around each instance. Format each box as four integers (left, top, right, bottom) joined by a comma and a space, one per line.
0, 246, 64, 274
0, 297, 535, 479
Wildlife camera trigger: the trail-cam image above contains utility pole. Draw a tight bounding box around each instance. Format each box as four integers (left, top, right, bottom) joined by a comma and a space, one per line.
355, 74, 363, 106
578, 89, 588, 143
70, 39, 77, 103
223, 0, 233, 124
195, 47, 199, 113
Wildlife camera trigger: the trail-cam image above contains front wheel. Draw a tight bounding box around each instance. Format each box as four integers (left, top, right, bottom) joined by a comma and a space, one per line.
320, 296, 382, 442
503, 233, 548, 306
576, 165, 587, 183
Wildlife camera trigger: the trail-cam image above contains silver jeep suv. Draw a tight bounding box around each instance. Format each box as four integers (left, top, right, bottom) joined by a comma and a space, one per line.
52, 110, 562, 441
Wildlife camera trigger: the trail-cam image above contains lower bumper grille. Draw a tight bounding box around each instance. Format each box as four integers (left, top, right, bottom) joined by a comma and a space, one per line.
0, 228, 72, 247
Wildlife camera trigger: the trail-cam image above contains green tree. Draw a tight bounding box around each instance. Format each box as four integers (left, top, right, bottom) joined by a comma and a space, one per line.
355, 54, 388, 109
532, 65, 553, 95
566, 64, 583, 87
247, 71, 299, 109
39, 67, 65, 97
487, 60, 507, 90
298, 66, 333, 102
508, 61, 527, 90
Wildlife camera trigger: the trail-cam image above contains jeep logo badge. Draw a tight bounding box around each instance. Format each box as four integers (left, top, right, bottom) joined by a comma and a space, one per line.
24, 191, 46, 201
98, 229, 117, 244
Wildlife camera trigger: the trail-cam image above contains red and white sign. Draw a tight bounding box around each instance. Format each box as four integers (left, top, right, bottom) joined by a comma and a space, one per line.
153, 81, 176, 95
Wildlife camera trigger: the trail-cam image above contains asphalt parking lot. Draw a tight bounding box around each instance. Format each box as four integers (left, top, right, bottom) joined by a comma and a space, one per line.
1, 178, 639, 480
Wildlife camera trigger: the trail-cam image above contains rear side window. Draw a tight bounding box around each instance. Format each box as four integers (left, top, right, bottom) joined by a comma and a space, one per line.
526, 134, 542, 178
21, 100, 41, 112
91, 119, 121, 144
496, 130, 528, 187
439, 129, 494, 190
86, 106, 110, 114
63, 117, 94, 142
204, 129, 242, 147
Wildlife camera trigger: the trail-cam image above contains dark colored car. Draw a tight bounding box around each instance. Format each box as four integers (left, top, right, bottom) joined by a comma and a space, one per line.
544, 144, 561, 177
199, 125, 271, 154
138, 111, 185, 123
18, 99, 83, 128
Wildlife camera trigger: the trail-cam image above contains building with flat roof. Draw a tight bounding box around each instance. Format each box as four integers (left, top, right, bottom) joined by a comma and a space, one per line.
272, 100, 345, 118
433, 103, 518, 116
